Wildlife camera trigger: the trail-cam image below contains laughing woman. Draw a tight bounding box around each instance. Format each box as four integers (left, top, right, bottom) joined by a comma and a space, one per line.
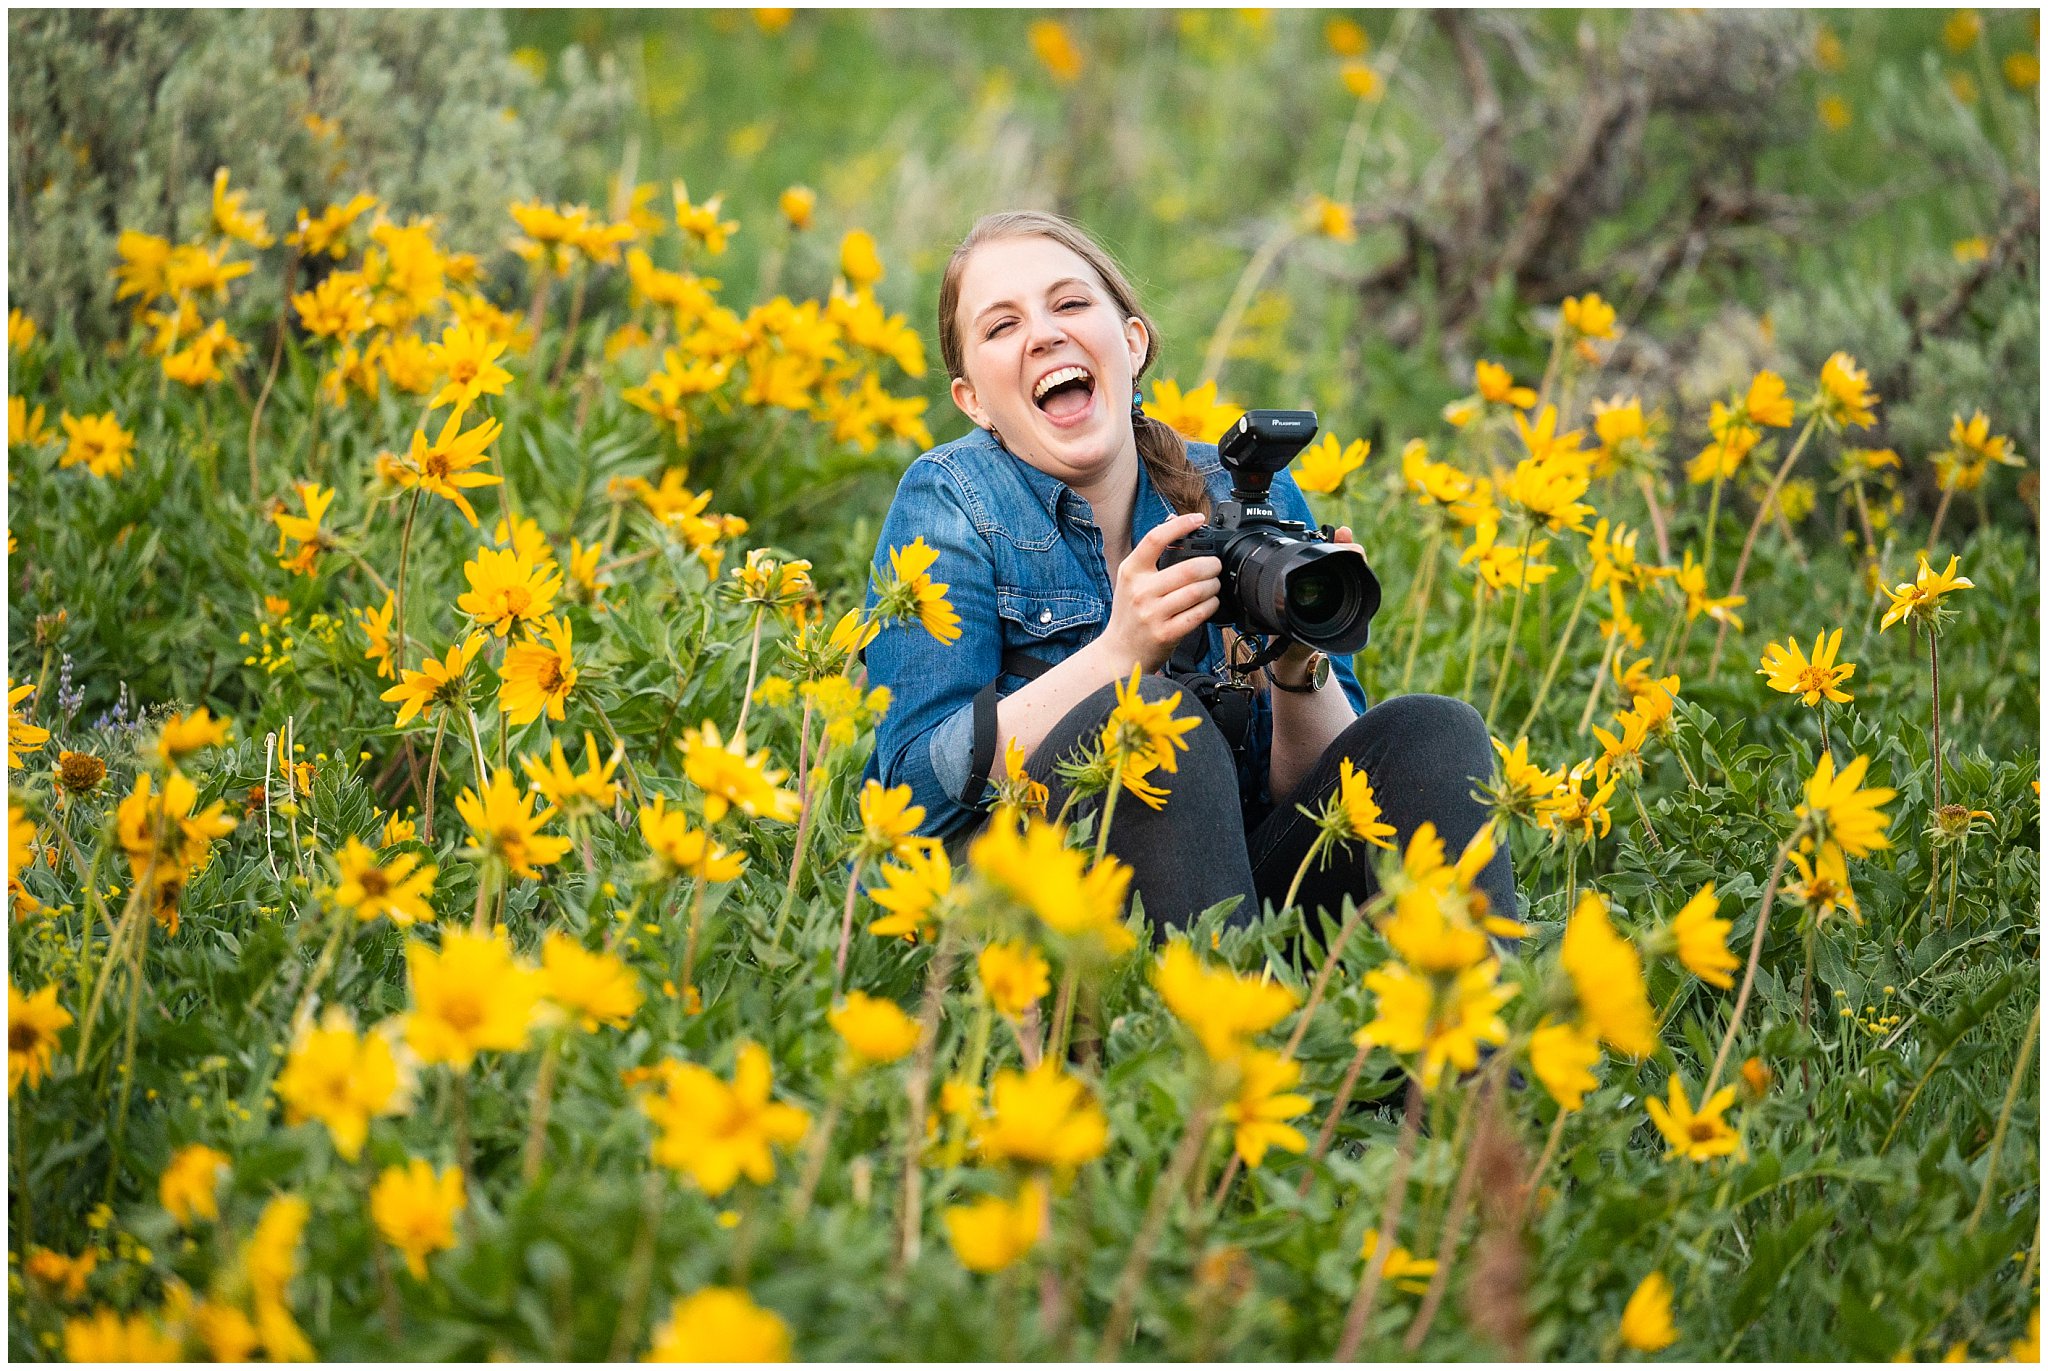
860, 211, 1515, 934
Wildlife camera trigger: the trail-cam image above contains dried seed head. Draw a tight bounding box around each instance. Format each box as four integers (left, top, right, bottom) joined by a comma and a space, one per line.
56, 750, 105, 795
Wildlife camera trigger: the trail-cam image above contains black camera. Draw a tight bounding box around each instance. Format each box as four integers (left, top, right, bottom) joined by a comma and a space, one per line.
1158, 409, 1381, 654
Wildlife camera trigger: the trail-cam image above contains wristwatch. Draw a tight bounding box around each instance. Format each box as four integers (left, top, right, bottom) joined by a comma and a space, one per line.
1266, 650, 1330, 694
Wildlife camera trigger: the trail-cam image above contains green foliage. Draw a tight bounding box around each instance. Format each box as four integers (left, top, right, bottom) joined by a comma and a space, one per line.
6, 8, 2040, 1364
7, 9, 630, 344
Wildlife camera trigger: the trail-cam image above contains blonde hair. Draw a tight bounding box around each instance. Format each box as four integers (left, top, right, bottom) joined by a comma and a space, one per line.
936, 211, 1211, 517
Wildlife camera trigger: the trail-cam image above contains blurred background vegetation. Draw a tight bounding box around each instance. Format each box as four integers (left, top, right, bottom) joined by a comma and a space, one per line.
10, 7, 2039, 550
512, 8, 2040, 502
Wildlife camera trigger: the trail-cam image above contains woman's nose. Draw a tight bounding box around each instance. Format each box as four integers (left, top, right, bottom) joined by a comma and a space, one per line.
1023, 309, 1067, 352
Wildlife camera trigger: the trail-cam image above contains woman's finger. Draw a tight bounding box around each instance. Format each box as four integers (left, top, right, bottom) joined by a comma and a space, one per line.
1153, 577, 1222, 620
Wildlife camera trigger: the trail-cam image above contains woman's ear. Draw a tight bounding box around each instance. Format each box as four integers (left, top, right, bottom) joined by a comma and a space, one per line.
949, 375, 987, 429
1123, 315, 1150, 379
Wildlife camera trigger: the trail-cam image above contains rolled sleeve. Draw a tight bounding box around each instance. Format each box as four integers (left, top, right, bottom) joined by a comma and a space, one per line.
863, 456, 1002, 841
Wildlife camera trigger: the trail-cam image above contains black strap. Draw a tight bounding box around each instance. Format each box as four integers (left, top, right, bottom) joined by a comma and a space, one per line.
968, 650, 1055, 804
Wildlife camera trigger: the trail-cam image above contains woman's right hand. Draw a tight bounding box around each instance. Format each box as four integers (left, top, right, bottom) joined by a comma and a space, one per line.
1100, 511, 1223, 672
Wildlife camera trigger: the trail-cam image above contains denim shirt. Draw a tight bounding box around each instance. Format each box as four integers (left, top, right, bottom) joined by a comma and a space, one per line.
861, 426, 1369, 841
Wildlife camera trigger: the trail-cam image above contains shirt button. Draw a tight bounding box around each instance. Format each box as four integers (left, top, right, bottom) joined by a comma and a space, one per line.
1038, 609, 1052, 624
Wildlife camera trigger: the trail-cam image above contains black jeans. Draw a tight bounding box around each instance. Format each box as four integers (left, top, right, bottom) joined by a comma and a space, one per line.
977, 676, 1517, 935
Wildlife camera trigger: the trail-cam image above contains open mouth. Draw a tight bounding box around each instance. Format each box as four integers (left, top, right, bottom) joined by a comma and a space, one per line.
1032, 365, 1095, 423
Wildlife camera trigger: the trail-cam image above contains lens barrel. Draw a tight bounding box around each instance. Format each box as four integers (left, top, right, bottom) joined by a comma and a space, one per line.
1227, 530, 1380, 652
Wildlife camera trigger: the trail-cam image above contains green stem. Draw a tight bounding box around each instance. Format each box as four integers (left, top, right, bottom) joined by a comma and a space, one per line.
1485, 524, 1538, 727
1964, 999, 2040, 1236
1516, 562, 1593, 739
392, 490, 423, 677
1280, 829, 1332, 921
1701, 471, 1727, 584
833, 856, 867, 998
1461, 582, 1488, 701
1705, 837, 1796, 1098
1280, 882, 1363, 1062
1397, 526, 1442, 697
521, 1031, 564, 1183
1092, 778, 1123, 863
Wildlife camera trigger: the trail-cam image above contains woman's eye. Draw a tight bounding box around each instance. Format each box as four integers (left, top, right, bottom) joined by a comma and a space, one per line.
986, 320, 1013, 339
1058, 298, 1088, 311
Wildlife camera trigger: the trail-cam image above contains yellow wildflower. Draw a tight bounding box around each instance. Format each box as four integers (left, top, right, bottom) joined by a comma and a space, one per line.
943, 1179, 1045, 1274
639, 794, 748, 883
1560, 891, 1656, 1057
62, 1308, 182, 1363
974, 1062, 1109, 1170
1561, 292, 1616, 340
1668, 883, 1737, 990
155, 706, 233, 764
1474, 359, 1536, 410
872, 536, 963, 645
332, 836, 436, 926
403, 928, 541, 1067
1645, 1075, 1742, 1162
828, 990, 921, 1067
1527, 1017, 1601, 1111
1784, 840, 1860, 926
380, 633, 485, 727
9, 980, 71, 1095
1620, 1271, 1679, 1352
778, 186, 816, 230
1291, 432, 1369, 495
58, 410, 137, 479
1758, 628, 1856, 706
159, 1143, 229, 1226
1356, 959, 1515, 1088
456, 767, 572, 878
967, 812, 1134, 957
640, 1043, 809, 1194
523, 732, 621, 817
370, 1157, 465, 1279
866, 840, 952, 942
275, 1006, 408, 1161
539, 932, 643, 1031
1027, 18, 1085, 84
1142, 377, 1245, 444
1796, 752, 1895, 857
388, 410, 504, 526
1814, 351, 1878, 430
1878, 554, 1973, 633
498, 614, 578, 725
210, 166, 274, 246
1223, 1047, 1312, 1166
645, 1286, 792, 1362
459, 544, 563, 639
679, 721, 800, 823
1358, 1230, 1438, 1295
1152, 941, 1300, 1063
976, 940, 1050, 1018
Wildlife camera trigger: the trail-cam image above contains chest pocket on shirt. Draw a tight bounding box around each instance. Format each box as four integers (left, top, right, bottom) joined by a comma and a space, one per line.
995, 589, 1104, 652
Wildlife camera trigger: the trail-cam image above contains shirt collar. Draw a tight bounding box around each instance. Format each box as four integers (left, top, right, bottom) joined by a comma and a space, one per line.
976, 427, 1177, 532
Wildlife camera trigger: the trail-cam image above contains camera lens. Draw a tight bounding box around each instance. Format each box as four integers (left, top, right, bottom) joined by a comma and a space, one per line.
1287, 561, 1347, 630
1232, 535, 1379, 653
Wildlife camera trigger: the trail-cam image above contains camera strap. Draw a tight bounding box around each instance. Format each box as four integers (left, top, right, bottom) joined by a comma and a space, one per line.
968, 650, 1053, 804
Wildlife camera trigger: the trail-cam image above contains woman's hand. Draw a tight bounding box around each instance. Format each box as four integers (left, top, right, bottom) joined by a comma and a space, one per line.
1099, 511, 1222, 673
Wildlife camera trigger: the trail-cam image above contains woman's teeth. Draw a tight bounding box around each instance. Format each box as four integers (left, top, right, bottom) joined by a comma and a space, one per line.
1033, 365, 1094, 405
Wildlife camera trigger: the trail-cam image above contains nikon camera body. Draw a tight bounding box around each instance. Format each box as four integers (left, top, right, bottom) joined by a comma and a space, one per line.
1158, 409, 1382, 655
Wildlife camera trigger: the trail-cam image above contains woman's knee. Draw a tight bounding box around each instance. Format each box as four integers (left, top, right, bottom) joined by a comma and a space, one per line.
1365, 692, 1491, 763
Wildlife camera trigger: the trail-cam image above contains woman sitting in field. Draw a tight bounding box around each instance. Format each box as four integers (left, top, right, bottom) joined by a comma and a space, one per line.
861, 210, 1515, 933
